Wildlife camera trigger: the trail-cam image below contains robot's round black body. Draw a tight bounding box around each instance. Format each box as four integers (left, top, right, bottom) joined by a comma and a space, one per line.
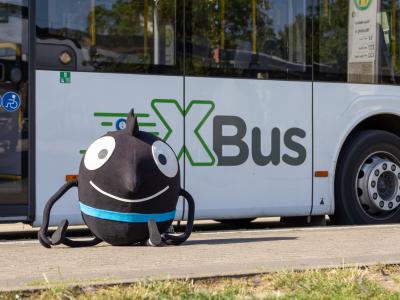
38, 109, 194, 248
78, 128, 180, 245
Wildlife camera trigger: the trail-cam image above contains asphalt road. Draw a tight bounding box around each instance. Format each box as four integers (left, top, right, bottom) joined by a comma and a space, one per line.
1, 223, 400, 291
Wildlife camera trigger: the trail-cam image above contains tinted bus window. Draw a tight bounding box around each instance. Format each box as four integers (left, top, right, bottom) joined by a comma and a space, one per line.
380, 0, 400, 84
314, 0, 349, 82
186, 0, 311, 80
36, 0, 182, 75
315, 0, 400, 85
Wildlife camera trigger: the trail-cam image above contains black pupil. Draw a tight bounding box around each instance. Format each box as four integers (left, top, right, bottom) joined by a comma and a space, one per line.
158, 154, 167, 165
98, 149, 108, 159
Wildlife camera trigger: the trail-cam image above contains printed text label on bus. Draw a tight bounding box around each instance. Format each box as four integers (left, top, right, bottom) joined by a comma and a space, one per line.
93, 99, 307, 167
213, 116, 307, 166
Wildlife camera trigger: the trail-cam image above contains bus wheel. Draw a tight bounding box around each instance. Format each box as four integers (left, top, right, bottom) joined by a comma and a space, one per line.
333, 130, 400, 225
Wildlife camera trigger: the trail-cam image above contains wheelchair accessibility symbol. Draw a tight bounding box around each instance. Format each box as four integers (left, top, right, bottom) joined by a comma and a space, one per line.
1, 92, 21, 112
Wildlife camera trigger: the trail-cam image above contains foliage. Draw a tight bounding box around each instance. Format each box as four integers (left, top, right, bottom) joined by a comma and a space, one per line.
3, 266, 400, 300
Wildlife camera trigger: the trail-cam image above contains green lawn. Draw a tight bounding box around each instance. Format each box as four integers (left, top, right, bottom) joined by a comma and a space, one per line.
3, 265, 400, 300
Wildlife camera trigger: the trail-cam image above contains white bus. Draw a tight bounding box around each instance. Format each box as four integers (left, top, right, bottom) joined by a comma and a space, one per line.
1, 0, 400, 226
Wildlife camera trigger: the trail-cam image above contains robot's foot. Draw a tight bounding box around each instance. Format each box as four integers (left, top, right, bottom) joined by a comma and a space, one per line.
51, 219, 69, 245
38, 231, 51, 248
146, 219, 163, 247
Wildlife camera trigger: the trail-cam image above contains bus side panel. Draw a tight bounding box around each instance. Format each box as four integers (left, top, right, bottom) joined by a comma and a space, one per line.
185, 77, 313, 219
313, 82, 400, 215
34, 70, 184, 226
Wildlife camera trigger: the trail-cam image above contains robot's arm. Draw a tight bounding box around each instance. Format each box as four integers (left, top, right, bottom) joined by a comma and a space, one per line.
145, 189, 195, 247
38, 179, 101, 248
162, 189, 195, 246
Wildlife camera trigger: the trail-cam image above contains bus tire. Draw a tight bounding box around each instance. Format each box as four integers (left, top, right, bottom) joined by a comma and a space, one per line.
333, 130, 400, 225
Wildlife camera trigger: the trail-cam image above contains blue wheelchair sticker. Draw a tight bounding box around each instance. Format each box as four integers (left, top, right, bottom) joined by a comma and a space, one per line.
116, 118, 127, 130
1, 92, 21, 112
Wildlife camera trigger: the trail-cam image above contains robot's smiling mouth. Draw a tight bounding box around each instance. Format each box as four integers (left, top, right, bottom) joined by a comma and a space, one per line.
89, 181, 170, 203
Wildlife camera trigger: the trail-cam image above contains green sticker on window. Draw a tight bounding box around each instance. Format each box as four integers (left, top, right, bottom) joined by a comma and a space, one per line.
354, 0, 372, 10
60, 71, 71, 84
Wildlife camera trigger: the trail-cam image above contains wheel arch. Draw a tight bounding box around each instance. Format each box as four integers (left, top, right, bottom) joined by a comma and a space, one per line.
332, 113, 400, 214
336, 113, 400, 166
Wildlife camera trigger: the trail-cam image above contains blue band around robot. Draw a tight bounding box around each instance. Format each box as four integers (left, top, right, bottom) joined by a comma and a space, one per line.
79, 202, 176, 223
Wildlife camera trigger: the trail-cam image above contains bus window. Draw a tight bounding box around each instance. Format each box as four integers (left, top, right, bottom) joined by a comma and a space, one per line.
379, 0, 400, 84
186, 0, 311, 80
315, 0, 400, 85
314, 0, 349, 82
0, 0, 29, 208
36, 0, 182, 75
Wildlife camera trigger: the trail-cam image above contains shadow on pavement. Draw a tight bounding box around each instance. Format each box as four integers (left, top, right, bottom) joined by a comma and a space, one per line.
185, 236, 297, 246
0, 218, 325, 241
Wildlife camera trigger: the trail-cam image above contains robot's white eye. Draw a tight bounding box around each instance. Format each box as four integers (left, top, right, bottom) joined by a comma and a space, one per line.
152, 140, 178, 178
84, 136, 116, 171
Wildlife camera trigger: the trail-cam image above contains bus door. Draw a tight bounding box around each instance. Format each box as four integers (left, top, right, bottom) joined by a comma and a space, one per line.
34, 0, 184, 226
184, 0, 313, 219
0, 0, 31, 222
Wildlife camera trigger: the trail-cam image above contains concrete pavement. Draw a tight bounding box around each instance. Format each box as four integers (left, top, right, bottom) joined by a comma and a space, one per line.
1, 224, 400, 291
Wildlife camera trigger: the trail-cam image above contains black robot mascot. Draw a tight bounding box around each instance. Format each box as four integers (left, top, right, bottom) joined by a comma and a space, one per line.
38, 109, 195, 248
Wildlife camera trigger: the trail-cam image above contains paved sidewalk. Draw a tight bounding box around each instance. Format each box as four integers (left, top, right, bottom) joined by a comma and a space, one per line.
1, 225, 400, 291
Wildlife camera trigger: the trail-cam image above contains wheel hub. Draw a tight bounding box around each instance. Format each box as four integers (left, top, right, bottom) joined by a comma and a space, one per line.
358, 156, 400, 214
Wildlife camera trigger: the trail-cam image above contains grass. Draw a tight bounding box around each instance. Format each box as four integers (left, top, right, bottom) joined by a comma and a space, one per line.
2, 265, 400, 299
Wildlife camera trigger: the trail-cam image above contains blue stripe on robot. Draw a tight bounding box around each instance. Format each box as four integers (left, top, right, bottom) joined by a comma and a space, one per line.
79, 202, 176, 223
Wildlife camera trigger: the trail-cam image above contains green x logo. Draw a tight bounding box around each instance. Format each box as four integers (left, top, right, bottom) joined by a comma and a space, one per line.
151, 99, 216, 166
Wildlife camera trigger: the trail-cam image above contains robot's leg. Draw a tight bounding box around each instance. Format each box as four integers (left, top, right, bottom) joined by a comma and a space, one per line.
38, 180, 102, 248
51, 219, 102, 248
50, 219, 69, 245
146, 219, 163, 247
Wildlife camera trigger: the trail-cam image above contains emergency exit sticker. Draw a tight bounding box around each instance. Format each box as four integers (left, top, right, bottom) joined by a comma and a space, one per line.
60, 71, 71, 84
